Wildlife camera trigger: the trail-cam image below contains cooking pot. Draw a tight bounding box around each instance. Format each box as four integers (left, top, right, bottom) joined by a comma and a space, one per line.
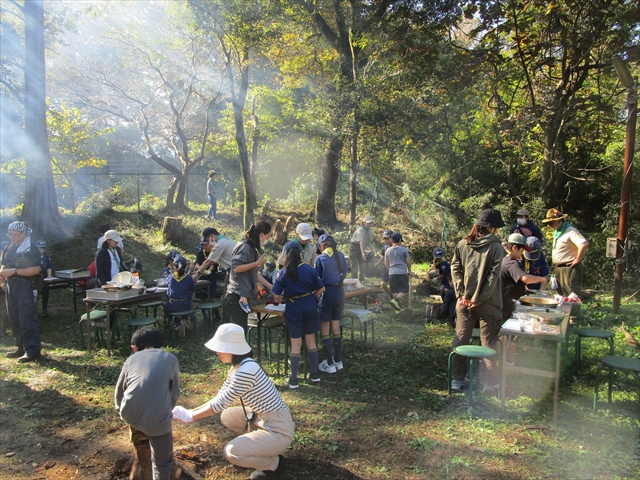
518, 296, 559, 308
102, 283, 133, 292
527, 308, 566, 325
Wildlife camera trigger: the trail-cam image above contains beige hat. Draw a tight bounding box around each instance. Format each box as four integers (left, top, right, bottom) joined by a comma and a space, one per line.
204, 323, 251, 355
363, 215, 374, 224
541, 208, 568, 223
296, 223, 313, 241
104, 230, 122, 242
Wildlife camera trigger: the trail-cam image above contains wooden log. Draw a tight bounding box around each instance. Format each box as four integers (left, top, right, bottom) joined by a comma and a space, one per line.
621, 322, 640, 349
162, 217, 183, 243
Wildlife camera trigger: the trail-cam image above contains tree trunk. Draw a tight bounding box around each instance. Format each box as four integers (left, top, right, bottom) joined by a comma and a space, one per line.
162, 217, 183, 243
250, 96, 260, 203
166, 177, 178, 213
21, 0, 64, 234
349, 124, 359, 226
316, 136, 342, 225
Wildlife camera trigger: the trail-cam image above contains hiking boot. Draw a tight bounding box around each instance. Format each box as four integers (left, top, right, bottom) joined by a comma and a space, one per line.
284, 377, 299, 389
451, 378, 468, 391
6, 347, 25, 359
390, 299, 401, 311
250, 455, 287, 479
18, 352, 41, 363
318, 359, 337, 374
333, 358, 344, 371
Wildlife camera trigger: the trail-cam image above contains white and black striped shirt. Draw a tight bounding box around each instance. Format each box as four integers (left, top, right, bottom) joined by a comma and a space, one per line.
209, 359, 288, 414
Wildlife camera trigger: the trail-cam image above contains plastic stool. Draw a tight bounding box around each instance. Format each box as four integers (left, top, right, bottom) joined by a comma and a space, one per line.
593, 355, 640, 415
78, 310, 108, 349
247, 315, 286, 374
123, 318, 159, 353
135, 301, 164, 319
340, 311, 375, 354
196, 302, 224, 336
447, 345, 497, 411
575, 329, 614, 375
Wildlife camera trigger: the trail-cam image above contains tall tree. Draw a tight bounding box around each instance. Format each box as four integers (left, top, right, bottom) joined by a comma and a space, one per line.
1, 0, 64, 233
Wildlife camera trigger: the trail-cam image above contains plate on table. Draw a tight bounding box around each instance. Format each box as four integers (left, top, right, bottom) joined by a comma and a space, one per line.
155, 287, 168, 293
145, 287, 157, 293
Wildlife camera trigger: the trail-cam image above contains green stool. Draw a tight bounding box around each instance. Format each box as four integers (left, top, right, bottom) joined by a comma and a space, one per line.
575, 329, 614, 375
134, 300, 164, 319
340, 310, 375, 355
167, 309, 197, 345
123, 318, 159, 354
78, 310, 108, 349
448, 345, 497, 412
247, 315, 286, 374
593, 356, 640, 416
196, 302, 224, 336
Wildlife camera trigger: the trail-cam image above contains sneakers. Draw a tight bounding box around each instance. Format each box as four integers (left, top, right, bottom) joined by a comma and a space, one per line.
333, 359, 344, 371
18, 352, 41, 363
318, 359, 337, 374
306, 373, 321, 383
6, 347, 25, 359
284, 377, 299, 389
390, 299, 401, 311
250, 455, 287, 479
204, 214, 211, 221
451, 378, 469, 391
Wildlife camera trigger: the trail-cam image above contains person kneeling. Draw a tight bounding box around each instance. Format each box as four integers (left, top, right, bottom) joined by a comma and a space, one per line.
172, 324, 293, 480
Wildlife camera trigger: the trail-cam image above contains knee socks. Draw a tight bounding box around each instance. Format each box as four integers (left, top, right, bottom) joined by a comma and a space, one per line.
322, 335, 333, 364
308, 348, 319, 376
333, 335, 342, 363
289, 354, 301, 381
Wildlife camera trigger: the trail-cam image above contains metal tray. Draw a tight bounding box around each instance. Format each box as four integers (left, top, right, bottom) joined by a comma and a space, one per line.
86, 288, 141, 301
55, 269, 91, 279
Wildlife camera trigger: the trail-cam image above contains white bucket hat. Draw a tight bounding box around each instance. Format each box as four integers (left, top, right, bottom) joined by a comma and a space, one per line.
204, 323, 251, 355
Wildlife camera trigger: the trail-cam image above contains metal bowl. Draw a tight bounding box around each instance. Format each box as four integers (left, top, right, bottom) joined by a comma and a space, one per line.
527, 308, 566, 325
519, 296, 559, 308
112, 271, 133, 285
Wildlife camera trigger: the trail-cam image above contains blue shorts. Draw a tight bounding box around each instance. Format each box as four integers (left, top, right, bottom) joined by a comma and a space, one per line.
381, 268, 389, 283
286, 295, 320, 338
389, 274, 409, 294
319, 285, 345, 322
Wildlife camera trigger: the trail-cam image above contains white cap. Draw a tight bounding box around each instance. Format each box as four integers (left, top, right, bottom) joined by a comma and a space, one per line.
204, 323, 251, 355
296, 223, 313, 241
104, 230, 123, 243
363, 215, 374, 224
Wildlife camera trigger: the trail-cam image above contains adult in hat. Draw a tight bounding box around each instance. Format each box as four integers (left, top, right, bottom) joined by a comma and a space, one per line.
206, 170, 219, 221
509, 208, 543, 242
273, 241, 325, 388
450, 209, 505, 392
349, 215, 374, 281
97, 223, 125, 253
519, 237, 550, 291
193, 227, 236, 297
374, 229, 394, 300
172, 324, 293, 480
0, 221, 42, 362
384, 233, 412, 311
314, 234, 348, 374
541, 208, 588, 297
500, 233, 548, 321
277, 222, 316, 268
95, 230, 128, 286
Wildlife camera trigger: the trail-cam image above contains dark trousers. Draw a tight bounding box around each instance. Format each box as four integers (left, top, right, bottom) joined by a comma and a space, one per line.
130, 427, 174, 480
451, 302, 501, 385
6, 279, 41, 355
41, 284, 50, 311
224, 293, 248, 333
556, 264, 583, 297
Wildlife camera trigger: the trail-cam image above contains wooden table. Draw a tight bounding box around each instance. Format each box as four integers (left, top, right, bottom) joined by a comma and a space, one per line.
83, 291, 166, 355
500, 310, 570, 424
344, 286, 377, 308
45, 276, 90, 313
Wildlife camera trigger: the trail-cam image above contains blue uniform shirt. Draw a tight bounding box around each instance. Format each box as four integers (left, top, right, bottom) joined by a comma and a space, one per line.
437, 260, 451, 288
518, 252, 550, 290
167, 274, 194, 300
40, 254, 53, 276
314, 250, 347, 286
272, 263, 324, 298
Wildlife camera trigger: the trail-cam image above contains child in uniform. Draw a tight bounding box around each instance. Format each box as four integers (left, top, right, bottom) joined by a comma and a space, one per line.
272, 242, 325, 388
163, 256, 194, 339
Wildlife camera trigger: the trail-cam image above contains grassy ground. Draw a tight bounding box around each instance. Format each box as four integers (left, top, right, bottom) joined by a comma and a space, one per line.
0, 208, 639, 479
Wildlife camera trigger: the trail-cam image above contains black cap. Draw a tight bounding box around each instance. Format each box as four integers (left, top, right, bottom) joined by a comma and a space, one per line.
475, 209, 505, 228
202, 227, 219, 238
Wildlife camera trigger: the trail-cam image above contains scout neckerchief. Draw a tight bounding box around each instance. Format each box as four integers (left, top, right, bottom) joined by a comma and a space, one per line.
293, 237, 309, 253
172, 270, 189, 282
552, 221, 572, 250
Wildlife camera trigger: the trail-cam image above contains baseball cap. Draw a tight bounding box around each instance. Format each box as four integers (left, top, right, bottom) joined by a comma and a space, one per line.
317, 234, 334, 244
296, 223, 313, 241
283, 241, 302, 255
202, 227, 219, 237
475, 209, 505, 228
507, 233, 533, 252
36, 240, 47, 248
523, 237, 541, 260
433, 247, 444, 258
363, 215, 374, 224
382, 229, 393, 238
266, 261, 276, 269
391, 232, 403, 243
516, 208, 530, 217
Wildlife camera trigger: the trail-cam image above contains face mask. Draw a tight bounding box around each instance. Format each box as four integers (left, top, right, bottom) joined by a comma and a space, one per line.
209, 241, 217, 247
260, 236, 269, 247
517, 218, 527, 226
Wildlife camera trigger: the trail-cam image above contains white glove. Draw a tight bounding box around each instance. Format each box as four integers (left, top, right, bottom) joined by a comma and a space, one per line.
172, 406, 194, 423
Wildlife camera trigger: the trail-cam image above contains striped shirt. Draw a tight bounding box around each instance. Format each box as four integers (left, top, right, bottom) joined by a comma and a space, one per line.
209, 359, 288, 414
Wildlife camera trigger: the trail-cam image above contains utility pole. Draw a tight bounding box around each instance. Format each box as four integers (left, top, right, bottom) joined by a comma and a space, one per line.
612, 55, 637, 314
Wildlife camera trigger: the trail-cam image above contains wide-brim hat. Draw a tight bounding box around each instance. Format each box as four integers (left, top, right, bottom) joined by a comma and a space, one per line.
104, 230, 122, 243
205, 323, 251, 355
475, 209, 505, 228
516, 208, 530, 217
541, 208, 568, 223
123, 253, 134, 263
